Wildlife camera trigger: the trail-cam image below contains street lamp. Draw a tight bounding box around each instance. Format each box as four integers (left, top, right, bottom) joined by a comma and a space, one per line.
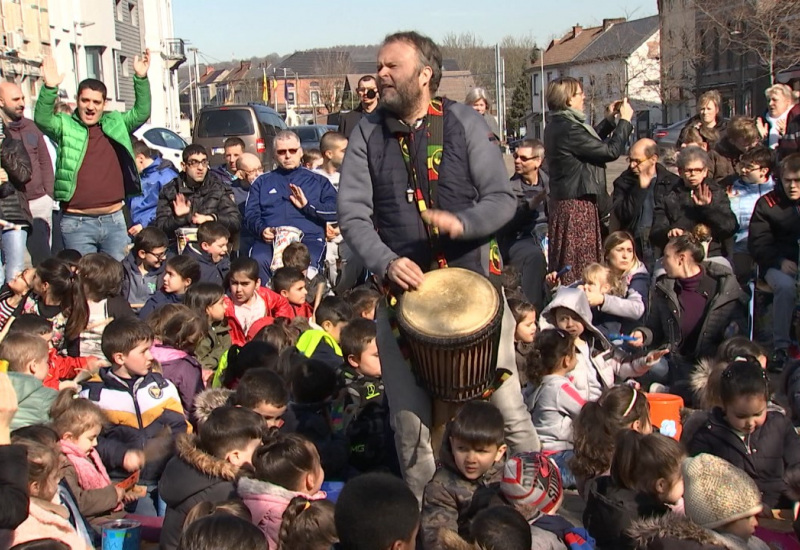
540, 47, 546, 133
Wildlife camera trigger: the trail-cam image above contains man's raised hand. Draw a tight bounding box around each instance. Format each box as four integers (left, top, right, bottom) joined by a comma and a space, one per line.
133, 49, 151, 78
42, 56, 64, 88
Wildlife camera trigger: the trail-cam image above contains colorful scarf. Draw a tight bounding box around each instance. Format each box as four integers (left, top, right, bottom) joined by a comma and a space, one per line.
59, 439, 113, 491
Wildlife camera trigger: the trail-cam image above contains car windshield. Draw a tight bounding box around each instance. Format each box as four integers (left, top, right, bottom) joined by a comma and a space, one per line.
197, 109, 254, 138
294, 127, 321, 141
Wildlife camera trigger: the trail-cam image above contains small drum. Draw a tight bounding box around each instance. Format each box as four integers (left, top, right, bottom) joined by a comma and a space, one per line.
175, 227, 198, 255
270, 226, 304, 271
396, 267, 503, 402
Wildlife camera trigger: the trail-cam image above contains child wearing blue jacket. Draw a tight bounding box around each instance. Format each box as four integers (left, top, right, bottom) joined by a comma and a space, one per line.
129, 141, 179, 235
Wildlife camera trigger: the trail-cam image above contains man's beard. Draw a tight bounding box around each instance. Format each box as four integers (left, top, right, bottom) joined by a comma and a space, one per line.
380, 77, 423, 120
1, 106, 20, 121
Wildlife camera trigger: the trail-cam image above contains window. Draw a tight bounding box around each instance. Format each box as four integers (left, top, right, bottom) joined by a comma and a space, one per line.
85, 46, 103, 81
605, 74, 613, 95
578, 76, 584, 90
196, 109, 254, 138
310, 90, 320, 105
145, 128, 187, 150
546, 71, 552, 83
532, 73, 539, 96
115, 0, 124, 22
129, 2, 138, 27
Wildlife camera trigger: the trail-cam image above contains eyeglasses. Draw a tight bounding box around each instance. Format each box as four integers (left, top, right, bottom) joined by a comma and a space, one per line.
627, 156, 652, 166
147, 250, 167, 261
185, 159, 208, 167
739, 164, 762, 172
276, 148, 299, 156
513, 153, 541, 162
680, 167, 706, 175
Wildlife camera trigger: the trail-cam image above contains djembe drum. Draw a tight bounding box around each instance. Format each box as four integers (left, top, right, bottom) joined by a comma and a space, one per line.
395, 267, 503, 455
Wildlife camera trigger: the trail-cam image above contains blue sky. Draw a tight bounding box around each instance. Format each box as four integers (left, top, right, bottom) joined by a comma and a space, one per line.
174, 0, 658, 62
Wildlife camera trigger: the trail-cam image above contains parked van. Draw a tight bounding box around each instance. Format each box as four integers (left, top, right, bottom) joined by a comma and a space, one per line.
193, 103, 287, 169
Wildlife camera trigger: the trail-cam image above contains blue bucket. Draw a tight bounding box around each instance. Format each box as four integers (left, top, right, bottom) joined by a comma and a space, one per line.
321, 481, 345, 502
102, 519, 142, 550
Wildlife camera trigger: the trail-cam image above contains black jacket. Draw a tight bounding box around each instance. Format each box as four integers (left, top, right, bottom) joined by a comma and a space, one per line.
650, 178, 737, 258
0, 444, 29, 530
338, 105, 367, 139
0, 133, 34, 227
290, 401, 349, 481
181, 244, 230, 286
639, 261, 747, 375
683, 407, 800, 509
544, 114, 632, 202
155, 171, 241, 245
612, 163, 680, 246
583, 475, 670, 550
158, 434, 239, 550
748, 184, 800, 273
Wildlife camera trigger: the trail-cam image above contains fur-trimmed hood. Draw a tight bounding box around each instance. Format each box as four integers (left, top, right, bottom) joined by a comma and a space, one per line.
628, 513, 769, 550
691, 357, 724, 411
159, 433, 239, 509
193, 387, 233, 425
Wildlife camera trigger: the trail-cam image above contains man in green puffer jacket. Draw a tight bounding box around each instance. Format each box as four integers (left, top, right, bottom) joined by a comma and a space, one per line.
33, 51, 152, 260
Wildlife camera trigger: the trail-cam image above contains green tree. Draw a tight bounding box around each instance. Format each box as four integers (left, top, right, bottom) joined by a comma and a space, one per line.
507, 72, 531, 138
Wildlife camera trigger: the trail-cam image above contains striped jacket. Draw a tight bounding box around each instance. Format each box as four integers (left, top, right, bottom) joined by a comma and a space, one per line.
80, 368, 189, 484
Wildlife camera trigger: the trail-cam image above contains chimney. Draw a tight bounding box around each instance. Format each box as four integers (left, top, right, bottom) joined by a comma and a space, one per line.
572, 25, 583, 38
603, 17, 626, 31
203, 66, 214, 76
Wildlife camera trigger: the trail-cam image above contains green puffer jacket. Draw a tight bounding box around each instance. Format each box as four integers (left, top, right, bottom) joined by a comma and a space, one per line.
33, 76, 151, 202
8, 372, 57, 430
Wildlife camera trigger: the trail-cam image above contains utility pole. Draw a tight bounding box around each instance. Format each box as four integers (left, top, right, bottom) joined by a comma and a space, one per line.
188, 47, 201, 114
540, 47, 546, 133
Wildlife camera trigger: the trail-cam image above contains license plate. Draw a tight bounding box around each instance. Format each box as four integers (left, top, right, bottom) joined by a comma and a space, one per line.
211, 147, 223, 155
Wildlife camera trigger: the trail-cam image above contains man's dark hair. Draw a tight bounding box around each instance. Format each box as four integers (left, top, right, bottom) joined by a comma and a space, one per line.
271, 267, 305, 294
133, 226, 169, 255
55, 249, 82, 265
290, 359, 337, 404
319, 131, 346, 154
470, 506, 532, 550
223, 137, 246, 150
449, 400, 505, 447
183, 143, 209, 163
383, 31, 443, 94
166, 254, 201, 285
357, 75, 377, 88
315, 296, 353, 326
740, 145, 774, 175
195, 406, 264, 458
231, 367, 289, 409
282, 242, 311, 271
77, 78, 107, 100
101, 317, 154, 360
782, 152, 800, 177
197, 221, 230, 246
132, 139, 152, 158
8, 314, 52, 337
340, 318, 377, 359
335, 473, 420, 550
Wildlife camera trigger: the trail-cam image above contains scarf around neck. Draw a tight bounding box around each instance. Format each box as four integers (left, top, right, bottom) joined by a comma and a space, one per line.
60, 439, 114, 492
553, 107, 601, 140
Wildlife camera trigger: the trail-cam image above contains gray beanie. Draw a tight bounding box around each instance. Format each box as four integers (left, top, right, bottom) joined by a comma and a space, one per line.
683, 454, 763, 529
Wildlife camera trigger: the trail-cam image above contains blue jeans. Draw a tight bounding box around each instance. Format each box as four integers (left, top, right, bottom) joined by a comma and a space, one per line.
550, 450, 577, 489
124, 483, 166, 517
0, 228, 28, 285
60, 210, 129, 261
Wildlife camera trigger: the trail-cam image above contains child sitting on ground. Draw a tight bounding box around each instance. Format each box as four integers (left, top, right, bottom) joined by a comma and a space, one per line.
296, 296, 352, 370
139, 254, 201, 319
8, 314, 103, 390
509, 298, 537, 386
159, 406, 264, 550
182, 221, 231, 286
237, 433, 326, 550
8, 439, 91, 549
277, 497, 338, 550
338, 318, 388, 473
0, 268, 36, 330
283, 242, 327, 302
583, 431, 685, 549
524, 328, 583, 488
541, 287, 668, 402
121, 226, 168, 310
580, 260, 647, 340
631, 453, 769, 550
272, 267, 312, 320
421, 401, 508, 549
344, 286, 381, 321
50, 388, 131, 525
334, 473, 420, 550
1, 331, 55, 430
290, 358, 350, 480
224, 258, 293, 346
147, 304, 207, 418
80, 317, 189, 517
184, 282, 231, 380
684, 357, 800, 510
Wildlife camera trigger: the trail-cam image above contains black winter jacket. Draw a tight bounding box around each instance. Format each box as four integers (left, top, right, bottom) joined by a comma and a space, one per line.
338, 105, 367, 139
748, 184, 800, 273
650, 178, 737, 259
638, 262, 747, 377
155, 171, 241, 245
0, 444, 29, 530
158, 434, 239, 550
684, 407, 800, 509
544, 114, 632, 202
181, 244, 230, 286
612, 163, 680, 246
583, 475, 670, 550
0, 133, 34, 227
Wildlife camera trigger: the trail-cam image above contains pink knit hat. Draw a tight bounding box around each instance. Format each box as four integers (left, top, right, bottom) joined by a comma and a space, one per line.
501, 452, 564, 515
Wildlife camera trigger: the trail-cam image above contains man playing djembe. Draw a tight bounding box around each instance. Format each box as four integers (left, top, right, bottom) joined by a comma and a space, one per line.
338, 30, 539, 502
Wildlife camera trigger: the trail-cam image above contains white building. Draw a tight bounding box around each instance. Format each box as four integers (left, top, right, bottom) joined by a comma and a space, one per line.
527, 16, 661, 139
658, 0, 697, 124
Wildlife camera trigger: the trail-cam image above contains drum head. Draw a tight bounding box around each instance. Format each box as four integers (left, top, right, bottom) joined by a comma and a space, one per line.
398, 268, 500, 339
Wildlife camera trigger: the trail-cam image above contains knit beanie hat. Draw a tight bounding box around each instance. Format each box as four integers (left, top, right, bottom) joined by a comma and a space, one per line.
501, 452, 563, 516
683, 453, 763, 529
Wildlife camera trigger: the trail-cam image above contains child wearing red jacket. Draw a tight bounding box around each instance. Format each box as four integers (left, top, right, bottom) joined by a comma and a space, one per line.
272, 267, 313, 320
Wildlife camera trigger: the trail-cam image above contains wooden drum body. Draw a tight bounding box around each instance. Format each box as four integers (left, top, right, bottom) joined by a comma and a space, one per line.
396, 268, 503, 403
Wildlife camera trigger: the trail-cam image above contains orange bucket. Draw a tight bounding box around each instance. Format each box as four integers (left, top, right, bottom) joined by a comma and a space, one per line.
645, 393, 684, 440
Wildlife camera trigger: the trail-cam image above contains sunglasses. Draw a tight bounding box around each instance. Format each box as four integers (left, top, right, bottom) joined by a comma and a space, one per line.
513, 153, 540, 162
681, 167, 706, 175
276, 148, 299, 156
